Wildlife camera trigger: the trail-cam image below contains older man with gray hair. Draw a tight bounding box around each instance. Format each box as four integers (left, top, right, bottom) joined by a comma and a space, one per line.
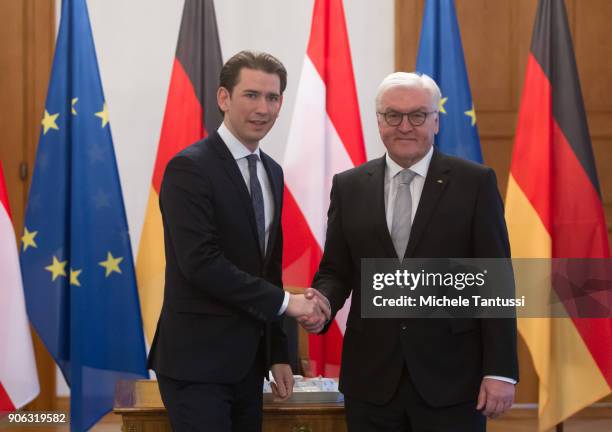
305, 72, 518, 431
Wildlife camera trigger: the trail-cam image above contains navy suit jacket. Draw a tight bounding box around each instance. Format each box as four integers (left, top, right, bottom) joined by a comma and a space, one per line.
148, 131, 288, 383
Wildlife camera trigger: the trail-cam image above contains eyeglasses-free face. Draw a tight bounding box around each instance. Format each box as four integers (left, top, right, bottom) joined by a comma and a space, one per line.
217, 68, 283, 151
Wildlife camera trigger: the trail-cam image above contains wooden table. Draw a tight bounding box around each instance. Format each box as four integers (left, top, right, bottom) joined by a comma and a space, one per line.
114, 380, 347, 432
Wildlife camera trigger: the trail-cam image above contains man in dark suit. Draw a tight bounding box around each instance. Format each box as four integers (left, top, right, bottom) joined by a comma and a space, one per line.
148, 51, 326, 432
304, 72, 518, 431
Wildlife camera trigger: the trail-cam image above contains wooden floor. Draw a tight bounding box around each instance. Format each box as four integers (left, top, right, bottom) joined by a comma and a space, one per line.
9, 411, 611, 431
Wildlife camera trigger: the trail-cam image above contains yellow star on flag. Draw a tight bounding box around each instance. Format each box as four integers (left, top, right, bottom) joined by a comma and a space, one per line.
70, 268, 82, 286
22, 227, 38, 251
95, 102, 109, 128
41, 110, 60, 134
464, 104, 477, 126
439, 97, 448, 114
72, 97, 78, 115
99, 251, 123, 277
45, 256, 67, 281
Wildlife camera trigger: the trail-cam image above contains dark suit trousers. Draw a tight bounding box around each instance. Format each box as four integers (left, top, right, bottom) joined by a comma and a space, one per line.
344, 368, 486, 432
157, 344, 265, 432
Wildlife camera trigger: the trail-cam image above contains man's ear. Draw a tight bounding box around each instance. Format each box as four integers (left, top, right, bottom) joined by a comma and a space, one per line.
217, 86, 230, 113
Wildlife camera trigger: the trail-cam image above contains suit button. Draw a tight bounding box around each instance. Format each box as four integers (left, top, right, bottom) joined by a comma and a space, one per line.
401, 325, 407, 330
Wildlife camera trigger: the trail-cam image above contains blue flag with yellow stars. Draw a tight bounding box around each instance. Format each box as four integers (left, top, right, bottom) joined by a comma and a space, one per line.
20, 0, 147, 430
416, 0, 483, 163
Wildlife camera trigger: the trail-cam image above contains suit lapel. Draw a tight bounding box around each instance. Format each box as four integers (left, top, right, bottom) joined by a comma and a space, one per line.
405, 149, 451, 257
210, 133, 262, 260
366, 157, 398, 258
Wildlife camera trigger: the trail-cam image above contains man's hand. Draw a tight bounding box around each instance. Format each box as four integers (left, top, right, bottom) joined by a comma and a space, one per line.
298, 288, 331, 333
304, 288, 331, 318
270, 363, 294, 401
476, 378, 515, 418
285, 294, 318, 318
285, 291, 331, 333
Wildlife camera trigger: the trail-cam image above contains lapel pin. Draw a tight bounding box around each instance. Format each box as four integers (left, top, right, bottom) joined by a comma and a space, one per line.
437, 179, 443, 184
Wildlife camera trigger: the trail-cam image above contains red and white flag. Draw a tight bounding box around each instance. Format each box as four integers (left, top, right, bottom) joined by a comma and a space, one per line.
0, 163, 39, 412
282, 0, 366, 377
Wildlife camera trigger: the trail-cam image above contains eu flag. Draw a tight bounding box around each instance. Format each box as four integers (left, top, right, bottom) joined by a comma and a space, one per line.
416, 0, 483, 163
20, 0, 148, 430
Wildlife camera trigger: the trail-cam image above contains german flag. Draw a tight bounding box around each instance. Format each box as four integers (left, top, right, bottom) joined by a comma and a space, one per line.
505, 0, 611, 429
136, 0, 222, 343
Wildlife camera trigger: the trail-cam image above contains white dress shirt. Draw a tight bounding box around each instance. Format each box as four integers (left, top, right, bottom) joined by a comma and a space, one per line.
217, 123, 290, 315
382, 145, 516, 385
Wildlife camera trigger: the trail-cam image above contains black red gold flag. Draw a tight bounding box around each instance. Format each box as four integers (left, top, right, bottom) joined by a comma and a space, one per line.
137, 0, 223, 343
505, 0, 611, 429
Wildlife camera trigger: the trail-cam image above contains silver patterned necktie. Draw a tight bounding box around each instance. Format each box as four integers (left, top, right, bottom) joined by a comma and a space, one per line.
246, 154, 265, 255
391, 168, 417, 259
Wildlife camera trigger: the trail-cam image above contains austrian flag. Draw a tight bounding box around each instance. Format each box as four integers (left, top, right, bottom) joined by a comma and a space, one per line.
282, 0, 367, 376
0, 163, 39, 413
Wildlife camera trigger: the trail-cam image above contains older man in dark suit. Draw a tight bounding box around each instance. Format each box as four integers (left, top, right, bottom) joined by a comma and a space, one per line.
148, 51, 327, 432
304, 72, 518, 432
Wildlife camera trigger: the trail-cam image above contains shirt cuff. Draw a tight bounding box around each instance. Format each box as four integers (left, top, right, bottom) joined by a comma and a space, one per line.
277, 292, 290, 315
483, 375, 517, 385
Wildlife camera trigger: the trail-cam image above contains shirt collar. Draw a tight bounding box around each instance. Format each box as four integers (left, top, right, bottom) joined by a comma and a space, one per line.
218, 122, 261, 161
385, 145, 434, 180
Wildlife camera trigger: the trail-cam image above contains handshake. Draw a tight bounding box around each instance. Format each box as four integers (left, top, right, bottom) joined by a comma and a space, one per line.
285, 288, 331, 334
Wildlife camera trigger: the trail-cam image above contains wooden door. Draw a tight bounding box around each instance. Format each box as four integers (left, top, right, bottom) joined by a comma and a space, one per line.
0, 0, 56, 411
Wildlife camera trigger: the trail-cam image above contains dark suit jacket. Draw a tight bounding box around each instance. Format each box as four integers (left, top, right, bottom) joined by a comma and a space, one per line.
148, 131, 289, 384
313, 149, 518, 407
